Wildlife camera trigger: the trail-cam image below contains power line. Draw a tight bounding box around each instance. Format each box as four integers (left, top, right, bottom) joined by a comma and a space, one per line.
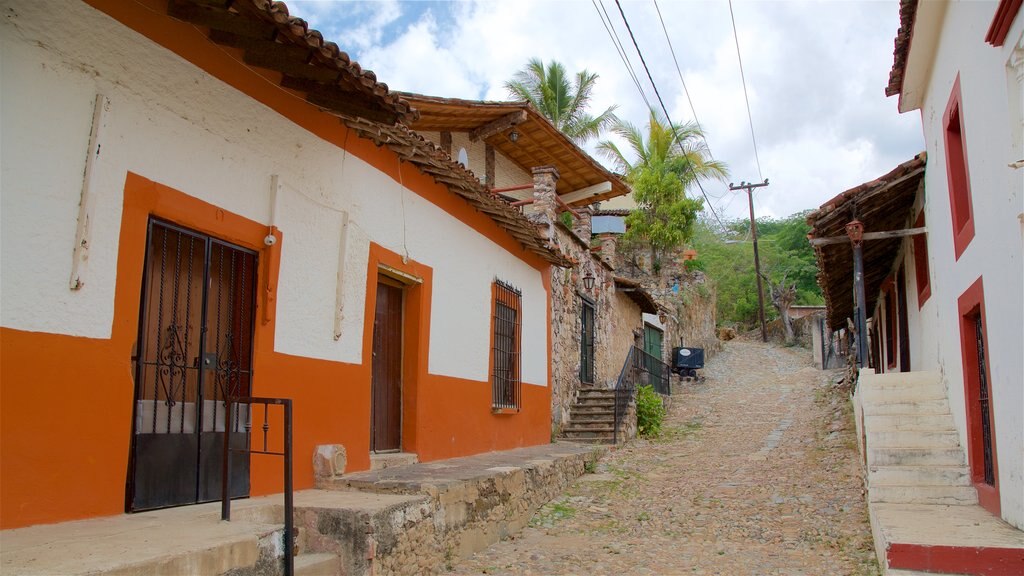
592, 0, 653, 113
652, 0, 713, 161
727, 0, 764, 180
612, 0, 726, 230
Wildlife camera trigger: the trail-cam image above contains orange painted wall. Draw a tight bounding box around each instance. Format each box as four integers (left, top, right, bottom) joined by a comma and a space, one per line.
2, 173, 552, 529
2, 1, 554, 530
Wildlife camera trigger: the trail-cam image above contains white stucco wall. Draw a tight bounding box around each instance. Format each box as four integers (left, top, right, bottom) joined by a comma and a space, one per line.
0, 1, 548, 386
909, 1, 1024, 528
420, 130, 532, 190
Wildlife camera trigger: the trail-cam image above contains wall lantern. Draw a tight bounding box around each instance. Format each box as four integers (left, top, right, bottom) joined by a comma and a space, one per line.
658, 310, 669, 324
583, 272, 595, 290
508, 130, 520, 143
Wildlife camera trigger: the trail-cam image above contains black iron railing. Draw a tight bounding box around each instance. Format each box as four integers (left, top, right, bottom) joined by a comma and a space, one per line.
222, 397, 293, 576
613, 347, 637, 444
635, 347, 671, 396
612, 346, 671, 443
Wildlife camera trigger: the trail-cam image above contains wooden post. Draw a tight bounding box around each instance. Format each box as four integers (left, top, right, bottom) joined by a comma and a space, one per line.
730, 179, 770, 342
846, 220, 868, 368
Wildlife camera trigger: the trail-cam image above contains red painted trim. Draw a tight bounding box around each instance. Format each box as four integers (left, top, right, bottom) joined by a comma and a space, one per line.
943, 75, 975, 260
882, 281, 897, 370
888, 543, 1024, 575
912, 212, 931, 307
957, 277, 1001, 516
986, 0, 1023, 46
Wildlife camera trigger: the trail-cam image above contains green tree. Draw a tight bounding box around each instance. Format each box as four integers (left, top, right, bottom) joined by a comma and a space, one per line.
598, 110, 728, 269
504, 58, 618, 144
691, 212, 823, 329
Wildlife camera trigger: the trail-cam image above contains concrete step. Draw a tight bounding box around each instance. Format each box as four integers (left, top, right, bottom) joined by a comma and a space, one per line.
560, 435, 615, 445
870, 502, 1024, 574
859, 371, 942, 389
862, 399, 951, 416
574, 397, 616, 407
863, 414, 956, 432
861, 384, 948, 402
571, 406, 615, 415
868, 465, 971, 487
571, 415, 615, 425
868, 447, 967, 467
563, 425, 615, 435
295, 552, 340, 576
369, 452, 417, 471
867, 429, 960, 449
868, 484, 978, 505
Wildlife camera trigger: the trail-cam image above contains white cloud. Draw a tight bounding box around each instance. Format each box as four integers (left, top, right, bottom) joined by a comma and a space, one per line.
288, 0, 924, 223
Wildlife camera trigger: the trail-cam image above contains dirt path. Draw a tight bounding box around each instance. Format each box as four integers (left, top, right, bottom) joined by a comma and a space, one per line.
448, 340, 878, 575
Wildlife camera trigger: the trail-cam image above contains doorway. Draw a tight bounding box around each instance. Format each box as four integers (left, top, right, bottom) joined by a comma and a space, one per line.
371, 278, 404, 452
128, 219, 257, 511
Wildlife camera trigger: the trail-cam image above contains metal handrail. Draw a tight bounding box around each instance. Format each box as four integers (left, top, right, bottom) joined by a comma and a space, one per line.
612, 346, 672, 443
222, 396, 293, 576
634, 347, 671, 396
612, 347, 637, 444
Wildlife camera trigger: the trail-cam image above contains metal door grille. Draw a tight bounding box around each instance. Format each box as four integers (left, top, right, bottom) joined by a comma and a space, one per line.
580, 297, 595, 384
975, 315, 994, 486
129, 219, 257, 511
492, 279, 521, 410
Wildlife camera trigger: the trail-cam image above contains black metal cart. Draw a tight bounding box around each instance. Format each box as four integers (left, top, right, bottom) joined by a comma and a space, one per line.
670, 347, 705, 381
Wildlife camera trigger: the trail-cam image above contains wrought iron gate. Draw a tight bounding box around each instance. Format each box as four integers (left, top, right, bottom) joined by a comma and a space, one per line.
128, 219, 258, 511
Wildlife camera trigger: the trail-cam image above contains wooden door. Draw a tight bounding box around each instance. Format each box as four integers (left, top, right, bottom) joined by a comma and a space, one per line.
371, 281, 403, 452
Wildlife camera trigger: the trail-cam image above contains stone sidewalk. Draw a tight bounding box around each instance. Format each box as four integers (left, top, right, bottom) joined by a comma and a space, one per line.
448, 340, 878, 575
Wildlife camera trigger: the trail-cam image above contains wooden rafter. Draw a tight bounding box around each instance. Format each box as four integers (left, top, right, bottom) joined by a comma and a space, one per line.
469, 110, 527, 142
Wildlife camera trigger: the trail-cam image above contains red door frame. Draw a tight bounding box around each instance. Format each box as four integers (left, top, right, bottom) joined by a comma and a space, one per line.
957, 277, 1000, 515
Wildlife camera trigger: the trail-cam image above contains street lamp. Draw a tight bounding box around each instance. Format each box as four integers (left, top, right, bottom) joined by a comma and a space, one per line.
583, 271, 595, 290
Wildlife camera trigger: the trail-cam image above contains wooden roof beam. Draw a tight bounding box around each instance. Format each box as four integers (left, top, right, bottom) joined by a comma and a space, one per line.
469, 110, 527, 142
559, 181, 612, 206
168, 2, 277, 39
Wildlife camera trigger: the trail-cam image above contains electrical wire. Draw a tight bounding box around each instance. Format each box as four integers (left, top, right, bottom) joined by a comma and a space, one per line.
592, 0, 653, 113
652, 0, 713, 161
612, 0, 726, 230
728, 0, 764, 181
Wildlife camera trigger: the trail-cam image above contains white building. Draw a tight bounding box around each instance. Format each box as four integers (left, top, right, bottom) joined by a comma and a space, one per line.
0, 0, 564, 530
810, 0, 1024, 572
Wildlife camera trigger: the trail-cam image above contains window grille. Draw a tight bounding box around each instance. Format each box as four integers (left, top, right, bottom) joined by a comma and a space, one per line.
580, 296, 596, 384
492, 279, 521, 410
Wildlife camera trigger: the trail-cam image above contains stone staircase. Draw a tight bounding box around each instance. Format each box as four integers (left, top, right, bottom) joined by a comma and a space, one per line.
857, 371, 1024, 575
861, 371, 976, 506
560, 387, 621, 444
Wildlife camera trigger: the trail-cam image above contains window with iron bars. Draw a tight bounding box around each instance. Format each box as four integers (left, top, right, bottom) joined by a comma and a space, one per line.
491, 279, 521, 411
580, 296, 596, 384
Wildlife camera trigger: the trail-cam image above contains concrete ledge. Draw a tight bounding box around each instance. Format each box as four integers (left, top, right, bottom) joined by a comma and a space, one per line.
323, 442, 605, 571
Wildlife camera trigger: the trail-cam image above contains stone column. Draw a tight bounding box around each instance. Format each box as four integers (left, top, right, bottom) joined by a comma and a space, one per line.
529, 166, 560, 245
596, 233, 618, 268
572, 205, 593, 243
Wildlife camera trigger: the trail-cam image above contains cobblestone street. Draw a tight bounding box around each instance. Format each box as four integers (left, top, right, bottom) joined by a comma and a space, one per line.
449, 340, 878, 575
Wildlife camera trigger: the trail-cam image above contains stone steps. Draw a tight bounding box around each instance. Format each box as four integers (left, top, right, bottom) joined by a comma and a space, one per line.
559, 386, 624, 445
868, 484, 979, 505
863, 413, 955, 432
862, 399, 951, 416
866, 429, 960, 449
295, 552, 341, 575
867, 447, 967, 467
867, 465, 971, 487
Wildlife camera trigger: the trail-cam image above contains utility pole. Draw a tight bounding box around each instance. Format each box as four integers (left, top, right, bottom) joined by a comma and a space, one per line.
729, 179, 770, 343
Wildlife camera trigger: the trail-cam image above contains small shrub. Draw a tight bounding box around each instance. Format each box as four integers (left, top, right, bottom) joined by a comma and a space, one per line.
560, 211, 574, 228
636, 385, 666, 437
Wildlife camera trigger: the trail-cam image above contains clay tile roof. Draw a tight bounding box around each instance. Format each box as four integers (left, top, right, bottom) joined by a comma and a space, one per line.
613, 276, 659, 314
807, 153, 926, 328
397, 93, 632, 206
341, 116, 570, 267
885, 0, 919, 98
166, 0, 417, 124
594, 209, 632, 217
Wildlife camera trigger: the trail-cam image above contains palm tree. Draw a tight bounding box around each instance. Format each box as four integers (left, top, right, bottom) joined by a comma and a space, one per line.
598, 109, 728, 271
597, 109, 727, 186
504, 58, 618, 144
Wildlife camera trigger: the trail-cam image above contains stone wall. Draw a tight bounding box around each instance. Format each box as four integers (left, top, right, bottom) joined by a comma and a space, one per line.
549, 222, 622, 435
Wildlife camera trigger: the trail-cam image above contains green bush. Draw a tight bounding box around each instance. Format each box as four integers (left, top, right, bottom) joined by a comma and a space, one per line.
636, 385, 666, 437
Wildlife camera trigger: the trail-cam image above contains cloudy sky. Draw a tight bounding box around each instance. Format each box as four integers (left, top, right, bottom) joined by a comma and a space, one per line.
286, 0, 924, 223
